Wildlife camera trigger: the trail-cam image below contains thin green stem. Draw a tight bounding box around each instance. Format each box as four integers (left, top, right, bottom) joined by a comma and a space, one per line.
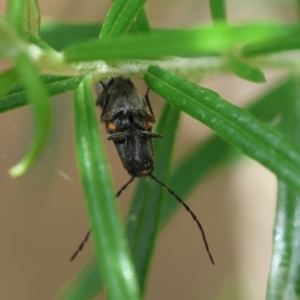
73, 76, 140, 300
10, 52, 51, 177
267, 76, 300, 300
209, 0, 227, 23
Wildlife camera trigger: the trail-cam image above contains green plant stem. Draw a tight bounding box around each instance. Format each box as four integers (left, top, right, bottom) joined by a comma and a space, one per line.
3, 50, 300, 106
229, 53, 266, 83
133, 8, 151, 32
0, 76, 80, 113
10, 52, 51, 177
65, 24, 286, 62
73, 76, 140, 300
6, 0, 27, 36
60, 258, 103, 300
209, 0, 227, 23
99, 0, 147, 39
267, 76, 300, 300
0, 67, 19, 96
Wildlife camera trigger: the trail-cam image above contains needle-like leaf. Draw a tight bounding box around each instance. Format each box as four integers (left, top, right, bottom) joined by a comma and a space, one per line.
64, 23, 288, 62
0, 75, 80, 113
144, 66, 300, 193
126, 102, 181, 294
73, 76, 140, 300
267, 76, 300, 300
9, 53, 51, 177
99, 0, 147, 39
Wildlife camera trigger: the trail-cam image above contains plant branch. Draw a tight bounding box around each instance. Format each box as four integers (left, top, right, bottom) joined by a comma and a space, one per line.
25, 46, 300, 82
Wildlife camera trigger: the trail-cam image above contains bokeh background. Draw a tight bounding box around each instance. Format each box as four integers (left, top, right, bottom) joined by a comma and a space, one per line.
0, 0, 296, 299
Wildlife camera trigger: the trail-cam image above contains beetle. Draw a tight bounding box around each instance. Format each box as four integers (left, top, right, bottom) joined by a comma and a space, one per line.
70, 77, 214, 265
96, 77, 163, 177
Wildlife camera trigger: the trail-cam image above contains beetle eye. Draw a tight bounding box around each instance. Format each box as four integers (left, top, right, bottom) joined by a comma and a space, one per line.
106, 121, 117, 132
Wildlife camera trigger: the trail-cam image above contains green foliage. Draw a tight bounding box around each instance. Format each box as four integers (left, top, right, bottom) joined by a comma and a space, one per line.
1, 0, 300, 299
99, 0, 148, 38
63, 23, 293, 62
74, 77, 140, 300
209, 0, 227, 23
10, 52, 51, 177
229, 53, 266, 82
145, 66, 300, 193
266, 77, 300, 300
126, 103, 181, 295
0, 75, 80, 112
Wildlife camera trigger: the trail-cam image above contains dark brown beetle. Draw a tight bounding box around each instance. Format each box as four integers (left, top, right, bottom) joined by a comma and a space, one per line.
96, 77, 162, 177
70, 77, 214, 265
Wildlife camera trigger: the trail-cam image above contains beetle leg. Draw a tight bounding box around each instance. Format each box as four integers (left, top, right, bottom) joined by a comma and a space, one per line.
144, 88, 155, 119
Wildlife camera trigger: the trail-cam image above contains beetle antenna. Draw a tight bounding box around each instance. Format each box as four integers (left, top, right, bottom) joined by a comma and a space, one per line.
99, 78, 115, 118
116, 176, 135, 197
70, 230, 91, 261
69, 176, 135, 262
149, 173, 215, 265
144, 88, 155, 118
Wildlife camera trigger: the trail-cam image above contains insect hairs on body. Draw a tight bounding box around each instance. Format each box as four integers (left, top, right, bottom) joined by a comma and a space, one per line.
70, 77, 214, 265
